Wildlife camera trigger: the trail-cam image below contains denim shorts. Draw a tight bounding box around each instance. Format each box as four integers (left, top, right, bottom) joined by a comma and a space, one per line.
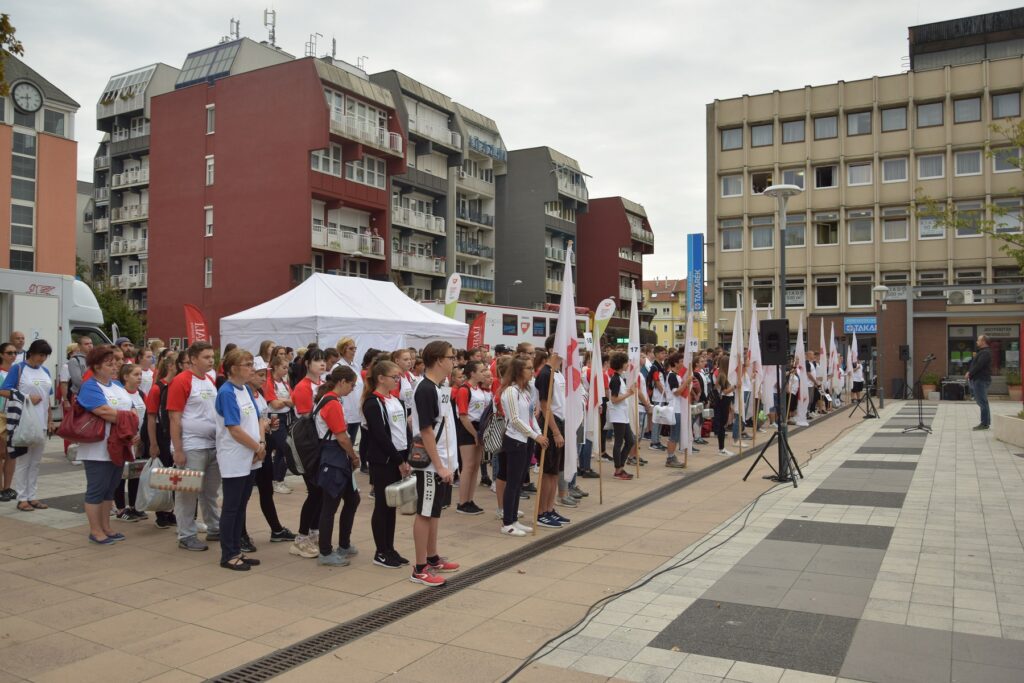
83, 460, 122, 504
670, 412, 682, 444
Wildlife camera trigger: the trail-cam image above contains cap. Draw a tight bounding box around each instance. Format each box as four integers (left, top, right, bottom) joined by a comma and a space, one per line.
253, 356, 268, 371
114, 337, 131, 346
494, 344, 512, 354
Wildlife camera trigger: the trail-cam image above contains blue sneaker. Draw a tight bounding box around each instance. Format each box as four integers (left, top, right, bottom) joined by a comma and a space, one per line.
551, 511, 571, 525
108, 532, 126, 542
537, 512, 562, 529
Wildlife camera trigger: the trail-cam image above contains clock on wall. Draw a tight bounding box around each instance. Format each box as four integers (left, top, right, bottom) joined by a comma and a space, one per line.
12, 82, 42, 113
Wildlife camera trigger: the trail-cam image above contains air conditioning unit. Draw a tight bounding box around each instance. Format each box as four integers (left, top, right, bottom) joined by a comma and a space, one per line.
458, 170, 467, 179
947, 289, 975, 305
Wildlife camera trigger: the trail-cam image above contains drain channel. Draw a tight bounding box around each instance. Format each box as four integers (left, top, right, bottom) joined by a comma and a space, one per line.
210, 413, 847, 682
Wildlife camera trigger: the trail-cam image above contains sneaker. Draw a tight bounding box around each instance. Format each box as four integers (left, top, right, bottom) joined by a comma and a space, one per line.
116, 509, 138, 523
513, 521, 533, 533
338, 544, 358, 557
289, 537, 319, 559
614, 470, 634, 480
570, 486, 588, 498
456, 502, 484, 515
600, 453, 614, 462
537, 513, 562, 529
240, 535, 257, 553
427, 557, 460, 573
391, 551, 410, 566
501, 523, 526, 537
270, 528, 297, 542
154, 517, 174, 530
480, 475, 493, 487
178, 535, 208, 552
973, 424, 989, 431
0, 488, 15, 502
558, 496, 578, 508
108, 532, 126, 542
129, 508, 148, 520
665, 457, 686, 469
196, 521, 208, 534
410, 567, 446, 587
489, 482, 497, 493
373, 551, 403, 568
522, 483, 538, 493
719, 449, 735, 457
519, 492, 530, 500
551, 511, 571, 525
318, 552, 350, 567
206, 532, 220, 542
273, 481, 292, 494
579, 469, 600, 479
650, 443, 667, 451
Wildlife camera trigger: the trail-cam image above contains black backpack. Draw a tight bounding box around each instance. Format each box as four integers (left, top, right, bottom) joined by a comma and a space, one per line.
288, 395, 337, 473
706, 376, 722, 410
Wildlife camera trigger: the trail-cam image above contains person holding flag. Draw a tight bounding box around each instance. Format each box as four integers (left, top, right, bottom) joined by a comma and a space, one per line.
746, 305, 763, 433
727, 308, 748, 450
850, 332, 865, 401
794, 316, 811, 427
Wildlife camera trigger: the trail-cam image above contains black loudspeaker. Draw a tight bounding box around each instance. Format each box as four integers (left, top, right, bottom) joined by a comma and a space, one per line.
760, 319, 790, 365
899, 345, 910, 361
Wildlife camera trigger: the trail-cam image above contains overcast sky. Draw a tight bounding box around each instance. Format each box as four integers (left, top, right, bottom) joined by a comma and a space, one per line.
10, 0, 1014, 278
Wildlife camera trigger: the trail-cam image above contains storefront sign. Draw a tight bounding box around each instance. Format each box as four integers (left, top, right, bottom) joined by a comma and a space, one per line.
949, 326, 974, 338
978, 324, 1019, 339
785, 289, 805, 307
844, 317, 876, 334
885, 285, 907, 301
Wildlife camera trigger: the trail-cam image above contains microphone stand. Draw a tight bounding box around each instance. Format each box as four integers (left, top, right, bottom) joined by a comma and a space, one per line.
904, 355, 934, 434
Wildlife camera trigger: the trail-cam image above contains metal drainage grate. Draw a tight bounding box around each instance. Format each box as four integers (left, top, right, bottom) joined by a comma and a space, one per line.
209, 412, 846, 682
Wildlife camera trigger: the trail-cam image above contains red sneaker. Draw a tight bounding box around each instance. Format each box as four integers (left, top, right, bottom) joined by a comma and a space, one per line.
428, 557, 460, 573
410, 567, 446, 587
614, 470, 634, 480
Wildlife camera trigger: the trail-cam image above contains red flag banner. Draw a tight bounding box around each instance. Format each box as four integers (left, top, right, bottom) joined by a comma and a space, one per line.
183, 304, 210, 343
467, 313, 486, 349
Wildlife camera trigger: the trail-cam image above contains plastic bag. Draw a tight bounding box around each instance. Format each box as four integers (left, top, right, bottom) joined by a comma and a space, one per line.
12, 401, 46, 447
136, 457, 174, 512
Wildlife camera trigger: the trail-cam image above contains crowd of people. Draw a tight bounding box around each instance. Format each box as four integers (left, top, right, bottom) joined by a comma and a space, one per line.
0, 330, 850, 586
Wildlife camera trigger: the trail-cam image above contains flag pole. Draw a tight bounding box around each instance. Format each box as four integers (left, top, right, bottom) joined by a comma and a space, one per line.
533, 401, 552, 536
633, 380, 640, 479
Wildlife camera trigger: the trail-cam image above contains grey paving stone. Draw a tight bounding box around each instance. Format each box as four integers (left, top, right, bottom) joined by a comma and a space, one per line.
855, 446, 924, 455
951, 660, 1023, 683
649, 599, 858, 677
766, 520, 893, 550
40, 491, 86, 514
952, 631, 1024, 669
702, 566, 802, 609
805, 546, 886, 579
840, 621, 951, 683
737, 540, 822, 572
839, 460, 918, 470
804, 489, 906, 508
777, 587, 869, 618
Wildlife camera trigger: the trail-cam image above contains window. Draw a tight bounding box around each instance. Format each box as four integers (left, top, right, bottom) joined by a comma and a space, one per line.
750, 215, 773, 249
955, 150, 982, 176
502, 314, 517, 336
882, 157, 908, 183
847, 111, 871, 136
42, 110, 65, 136
881, 106, 907, 132
751, 171, 772, 195
782, 119, 805, 143
204, 257, 213, 288
721, 127, 742, 150
206, 105, 215, 134
814, 165, 837, 188
995, 199, 1023, 234
785, 214, 806, 247
955, 201, 982, 237
993, 92, 1021, 119
11, 155, 35, 179
720, 218, 742, 251
815, 212, 839, 245
993, 148, 1020, 173
848, 209, 873, 243
721, 175, 742, 197
782, 168, 804, 189
953, 97, 981, 123
12, 132, 35, 156
345, 154, 387, 189
918, 154, 944, 179
11, 205, 32, 247
847, 162, 872, 186
533, 317, 547, 337
848, 274, 874, 307
751, 278, 774, 308
814, 115, 837, 139
205, 155, 214, 186
10, 225, 33, 247
955, 269, 984, 300
917, 102, 943, 127
10, 178, 34, 201
882, 207, 909, 241
918, 271, 947, 298
750, 123, 772, 147
786, 277, 805, 308
9, 249, 33, 272
204, 206, 213, 237
311, 144, 342, 176
721, 280, 742, 310
815, 276, 839, 308
13, 109, 34, 128
918, 215, 945, 239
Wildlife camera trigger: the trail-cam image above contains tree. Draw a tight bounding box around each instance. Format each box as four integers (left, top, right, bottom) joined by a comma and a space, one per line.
75, 256, 89, 280
91, 282, 144, 343
0, 15, 25, 97
917, 121, 1024, 272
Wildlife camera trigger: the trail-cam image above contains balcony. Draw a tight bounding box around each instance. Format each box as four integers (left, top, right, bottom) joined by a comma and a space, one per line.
127, 272, 148, 288
110, 238, 148, 256
94, 155, 110, 169
95, 187, 110, 203
557, 175, 588, 202
111, 204, 149, 223
455, 208, 494, 228
459, 275, 494, 292
329, 114, 403, 156
392, 206, 445, 236
396, 252, 445, 275
92, 249, 108, 263
311, 223, 386, 258
96, 92, 145, 119
456, 240, 494, 259
544, 246, 575, 264
618, 247, 643, 263
408, 120, 462, 150
111, 168, 149, 189
93, 217, 110, 233
467, 135, 507, 162
127, 299, 143, 312
458, 171, 494, 197
630, 225, 654, 245
619, 284, 641, 302
546, 278, 564, 294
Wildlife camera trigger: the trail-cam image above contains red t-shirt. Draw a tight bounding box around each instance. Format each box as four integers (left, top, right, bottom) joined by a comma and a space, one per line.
454, 384, 472, 414
145, 380, 166, 414
292, 377, 321, 415
317, 390, 347, 434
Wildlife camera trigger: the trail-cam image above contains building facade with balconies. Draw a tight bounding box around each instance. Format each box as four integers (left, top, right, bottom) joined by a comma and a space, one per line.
496, 147, 586, 307
643, 278, 710, 349
707, 9, 1024, 396
147, 48, 406, 342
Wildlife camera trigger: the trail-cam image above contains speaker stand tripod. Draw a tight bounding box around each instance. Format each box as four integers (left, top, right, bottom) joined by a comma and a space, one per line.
743, 365, 803, 488
849, 379, 879, 419
903, 357, 934, 434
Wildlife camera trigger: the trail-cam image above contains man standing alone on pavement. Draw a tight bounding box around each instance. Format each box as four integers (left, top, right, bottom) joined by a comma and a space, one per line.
965, 335, 992, 431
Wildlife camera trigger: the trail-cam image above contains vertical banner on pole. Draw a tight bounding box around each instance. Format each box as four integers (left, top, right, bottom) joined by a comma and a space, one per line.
687, 234, 704, 313
466, 313, 486, 349
183, 304, 210, 343
628, 284, 641, 478
444, 274, 461, 319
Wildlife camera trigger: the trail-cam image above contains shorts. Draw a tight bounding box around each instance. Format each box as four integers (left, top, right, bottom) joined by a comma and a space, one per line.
83, 460, 122, 504
670, 412, 682, 444
853, 381, 864, 393
415, 470, 452, 518
541, 417, 566, 475
456, 419, 479, 447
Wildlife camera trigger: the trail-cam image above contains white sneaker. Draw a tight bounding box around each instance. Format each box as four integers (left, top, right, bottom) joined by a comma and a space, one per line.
489, 482, 496, 492
513, 521, 533, 533
273, 481, 292, 494
500, 524, 526, 537
196, 521, 208, 534
719, 449, 735, 457
496, 509, 525, 520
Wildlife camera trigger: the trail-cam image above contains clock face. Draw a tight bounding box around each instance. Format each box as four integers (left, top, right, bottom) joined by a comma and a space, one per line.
13, 82, 43, 114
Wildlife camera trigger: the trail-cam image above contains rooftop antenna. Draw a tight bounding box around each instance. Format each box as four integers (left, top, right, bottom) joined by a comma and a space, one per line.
263, 9, 277, 46
331, 37, 337, 59
229, 18, 240, 40
305, 32, 322, 58
357, 55, 369, 71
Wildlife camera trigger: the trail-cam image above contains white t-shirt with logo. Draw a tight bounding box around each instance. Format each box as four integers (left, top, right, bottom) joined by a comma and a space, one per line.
412, 377, 457, 473
75, 378, 134, 462
214, 382, 262, 478
166, 371, 218, 451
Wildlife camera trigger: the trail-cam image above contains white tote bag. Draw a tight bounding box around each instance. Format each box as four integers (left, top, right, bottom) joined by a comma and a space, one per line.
12, 401, 46, 447
652, 404, 676, 426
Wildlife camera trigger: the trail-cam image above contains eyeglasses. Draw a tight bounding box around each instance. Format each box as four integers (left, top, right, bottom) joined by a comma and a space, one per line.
2, 351, 14, 356
444, 355, 457, 360
385, 374, 401, 380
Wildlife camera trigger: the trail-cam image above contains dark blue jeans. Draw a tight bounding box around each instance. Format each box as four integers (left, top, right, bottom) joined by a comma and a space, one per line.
501, 436, 529, 527
220, 472, 255, 563
972, 378, 991, 427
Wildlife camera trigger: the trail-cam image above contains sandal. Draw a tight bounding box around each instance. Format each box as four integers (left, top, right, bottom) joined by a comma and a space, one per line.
16, 502, 33, 512
220, 557, 251, 571
240, 555, 261, 566
28, 501, 48, 510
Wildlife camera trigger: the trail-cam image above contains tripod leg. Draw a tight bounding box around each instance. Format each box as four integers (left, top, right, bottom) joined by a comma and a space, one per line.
743, 432, 779, 481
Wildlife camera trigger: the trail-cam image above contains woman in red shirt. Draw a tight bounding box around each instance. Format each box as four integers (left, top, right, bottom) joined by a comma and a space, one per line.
145, 353, 178, 529
290, 349, 327, 560
314, 365, 359, 566
454, 360, 489, 515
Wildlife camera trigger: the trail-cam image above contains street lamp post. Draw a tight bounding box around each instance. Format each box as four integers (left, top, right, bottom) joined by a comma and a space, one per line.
873, 284, 890, 408
506, 279, 522, 306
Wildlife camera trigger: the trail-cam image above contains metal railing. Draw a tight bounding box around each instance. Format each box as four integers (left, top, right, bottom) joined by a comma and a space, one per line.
311, 224, 385, 257
467, 135, 507, 161
545, 246, 575, 264
94, 217, 110, 233
456, 240, 494, 259
546, 278, 564, 293
94, 155, 110, 169
392, 206, 445, 235
329, 114, 403, 156
110, 238, 148, 255
397, 252, 444, 274
92, 249, 108, 263
619, 285, 639, 301
96, 93, 145, 119
408, 120, 462, 149
111, 168, 149, 188
630, 225, 654, 244
111, 204, 149, 223
618, 247, 643, 262
459, 275, 494, 292
455, 208, 495, 227
557, 175, 588, 201
95, 187, 110, 202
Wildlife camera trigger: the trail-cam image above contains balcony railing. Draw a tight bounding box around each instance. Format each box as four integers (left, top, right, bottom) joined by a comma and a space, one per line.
455, 208, 494, 227
459, 274, 494, 292
618, 247, 643, 263
311, 223, 385, 258
557, 175, 588, 202
111, 204, 149, 223
95, 187, 110, 202
127, 272, 148, 288
127, 299, 142, 311
92, 249, 108, 263
110, 238, 148, 255
630, 225, 654, 245
456, 240, 494, 259
544, 247, 575, 264
392, 206, 445, 235
546, 278, 564, 293
458, 171, 494, 196
619, 285, 640, 301
329, 114, 403, 156
467, 135, 507, 162
111, 168, 149, 188
94, 155, 110, 169
396, 252, 445, 275
94, 217, 110, 233
408, 120, 462, 149
96, 92, 145, 119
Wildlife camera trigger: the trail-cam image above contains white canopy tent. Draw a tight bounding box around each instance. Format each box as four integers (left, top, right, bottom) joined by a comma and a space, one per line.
219, 274, 469, 353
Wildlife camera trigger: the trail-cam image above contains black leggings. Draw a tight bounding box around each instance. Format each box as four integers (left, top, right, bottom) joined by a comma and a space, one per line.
318, 483, 361, 556
612, 423, 634, 469
501, 437, 529, 526
370, 461, 401, 555
114, 476, 138, 510
244, 456, 283, 536
299, 469, 322, 536
713, 397, 732, 450
267, 413, 292, 482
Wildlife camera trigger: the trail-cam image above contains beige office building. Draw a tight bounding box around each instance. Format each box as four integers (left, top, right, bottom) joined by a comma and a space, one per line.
706, 10, 1024, 397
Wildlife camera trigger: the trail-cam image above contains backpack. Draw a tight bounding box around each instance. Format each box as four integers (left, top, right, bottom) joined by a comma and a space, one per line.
289, 395, 337, 473
706, 378, 722, 411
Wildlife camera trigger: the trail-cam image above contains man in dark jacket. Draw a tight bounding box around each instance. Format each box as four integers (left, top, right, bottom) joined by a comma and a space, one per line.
965, 335, 992, 430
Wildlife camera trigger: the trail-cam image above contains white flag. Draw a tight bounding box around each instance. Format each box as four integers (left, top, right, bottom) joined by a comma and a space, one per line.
554, 245, 582, 477
627, 284, 641, 393
819, 318, 828, 391
795, 315, 810, 426
829, 322, 841, 396
727, 307, 744, 395
679, 311, 695, 457
745, 305, 762, 421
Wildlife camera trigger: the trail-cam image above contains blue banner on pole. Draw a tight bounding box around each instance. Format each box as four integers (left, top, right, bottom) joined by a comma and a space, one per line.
687, 234, 704, 312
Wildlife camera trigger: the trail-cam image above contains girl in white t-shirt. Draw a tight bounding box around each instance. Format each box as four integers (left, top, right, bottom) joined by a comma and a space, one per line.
114, 363, 148, 521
